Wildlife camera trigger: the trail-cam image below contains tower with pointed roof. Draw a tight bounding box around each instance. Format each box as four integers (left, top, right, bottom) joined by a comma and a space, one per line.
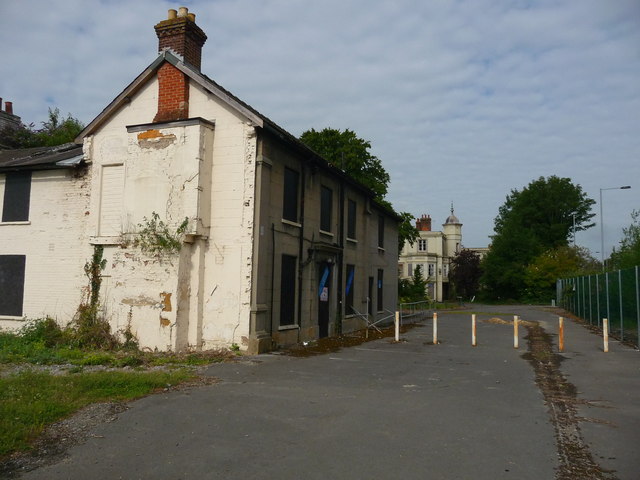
443, 203, 462, 259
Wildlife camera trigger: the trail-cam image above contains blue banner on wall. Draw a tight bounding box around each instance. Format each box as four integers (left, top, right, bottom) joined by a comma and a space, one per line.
345, 268, 354, 296
318, 265, 330, 298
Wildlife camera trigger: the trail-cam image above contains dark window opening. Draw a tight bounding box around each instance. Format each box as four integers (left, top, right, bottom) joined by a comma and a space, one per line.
377, 269, 384, 312
347, 199, 356, 239
377, 214, 384, 249
283, 168, 299, 222
320, 185, 332, 232
345, 264, 355, 315
2, 171, 32, 222
280, 254, 297, 326
0, 255, 26, 316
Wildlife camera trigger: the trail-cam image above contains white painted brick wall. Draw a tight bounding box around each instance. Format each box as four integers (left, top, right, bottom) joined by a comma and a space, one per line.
0, 168, 92, 331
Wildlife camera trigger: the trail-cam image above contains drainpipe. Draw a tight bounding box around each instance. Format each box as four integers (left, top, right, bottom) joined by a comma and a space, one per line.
336, 178, 345, 335
297, 164, 306, 343
270, 223, 275, 337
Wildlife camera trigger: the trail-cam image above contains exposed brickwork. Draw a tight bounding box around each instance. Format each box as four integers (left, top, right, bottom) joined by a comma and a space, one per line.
154, 16, 207, 70
154, 63, 189, 122
416, 214, 432, 231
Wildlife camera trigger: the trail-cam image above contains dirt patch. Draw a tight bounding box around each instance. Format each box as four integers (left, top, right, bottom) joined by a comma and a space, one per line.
281, 323, 422, 357
522, 323, 616, 480
483, 316, 537, 327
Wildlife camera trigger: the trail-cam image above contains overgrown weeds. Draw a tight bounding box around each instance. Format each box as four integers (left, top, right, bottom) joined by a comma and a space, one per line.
135, 212, 189, 256
0, 319, 233, 367
71, 245, 120, 349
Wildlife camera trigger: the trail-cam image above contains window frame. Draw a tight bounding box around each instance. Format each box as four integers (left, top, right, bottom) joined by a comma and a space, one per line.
282, 167, 300, 223
2, 171, 32, 222
377, 214, 385, 249
347, 199, 357, 240
320, 185, 333, 233
279, 254, 297, 327
0, 255, 26, 317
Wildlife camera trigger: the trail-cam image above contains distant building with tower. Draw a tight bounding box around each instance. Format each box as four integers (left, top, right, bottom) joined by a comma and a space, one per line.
399, 207, 481, 302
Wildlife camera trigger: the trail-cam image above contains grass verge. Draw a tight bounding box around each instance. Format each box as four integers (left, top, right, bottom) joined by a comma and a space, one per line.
0, 369, 193, 457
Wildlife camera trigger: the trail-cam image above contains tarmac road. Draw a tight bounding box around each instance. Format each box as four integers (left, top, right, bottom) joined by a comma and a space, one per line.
18, 304, 640, 479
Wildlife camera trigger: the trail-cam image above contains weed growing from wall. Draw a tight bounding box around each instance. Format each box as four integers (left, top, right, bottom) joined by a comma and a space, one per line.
135, 212, 189, 255
73, 245, 118, 349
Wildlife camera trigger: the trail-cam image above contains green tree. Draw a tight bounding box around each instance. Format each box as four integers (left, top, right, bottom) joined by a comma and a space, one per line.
524, 245, 599, 301
299, 127, 418, 252
450, 249, 482, 299
0, 108, 84, 148
300, 127, 389, 198
397, 211, 419, 252
399, 265, 429, 303
609, 209, 640, 269
481, 176, 595, 300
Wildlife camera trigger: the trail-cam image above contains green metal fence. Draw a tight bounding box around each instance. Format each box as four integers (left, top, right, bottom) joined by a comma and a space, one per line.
557, 266, 640, 348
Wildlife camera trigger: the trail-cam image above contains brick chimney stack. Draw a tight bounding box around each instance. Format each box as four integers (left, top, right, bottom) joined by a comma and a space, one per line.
416, 214, 432, 231
155, 7, 207, 70
0, 98, 21, 131
153, 7, 207, 123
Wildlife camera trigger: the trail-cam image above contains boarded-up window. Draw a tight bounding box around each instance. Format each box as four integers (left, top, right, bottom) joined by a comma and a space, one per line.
347, 199, 356, 239
0, 255, 26, 316
320, 185, 332, 232
2, 172, 31, 222
283, 167, 299, 222
377, 268, 384, 312
98, 164, 124, 236
280, 254, 297, 326
345, 264, 355, 315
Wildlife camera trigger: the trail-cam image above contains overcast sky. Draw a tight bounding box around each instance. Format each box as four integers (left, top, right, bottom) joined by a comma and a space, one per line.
2, 0, 639, 258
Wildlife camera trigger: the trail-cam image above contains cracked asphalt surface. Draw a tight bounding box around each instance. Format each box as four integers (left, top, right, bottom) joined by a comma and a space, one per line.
12, 305, 640, 479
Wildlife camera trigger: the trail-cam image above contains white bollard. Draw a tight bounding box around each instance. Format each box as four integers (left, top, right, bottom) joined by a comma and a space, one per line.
559, 317, 564, 352
433, 312, 438, 345
513, 315, 519, 349
472, 314, 477, 346
603, 318, 609, 353
395, 311, 400, 342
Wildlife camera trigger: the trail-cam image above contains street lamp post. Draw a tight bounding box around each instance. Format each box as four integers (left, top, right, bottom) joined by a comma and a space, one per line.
600, 185, 631, 271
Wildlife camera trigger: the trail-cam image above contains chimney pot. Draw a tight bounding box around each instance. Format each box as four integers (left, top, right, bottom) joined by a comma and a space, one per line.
167, 9, 177, 19
5, 101, 13, 115
187, 13, 196, 22
178, 7, 188, 17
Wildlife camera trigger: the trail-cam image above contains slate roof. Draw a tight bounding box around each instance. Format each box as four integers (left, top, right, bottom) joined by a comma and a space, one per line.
77, 50, 402, 220
0, 143, 84, 172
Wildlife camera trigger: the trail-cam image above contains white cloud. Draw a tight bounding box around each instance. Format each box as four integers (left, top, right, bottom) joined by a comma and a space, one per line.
1, 0, 638, 255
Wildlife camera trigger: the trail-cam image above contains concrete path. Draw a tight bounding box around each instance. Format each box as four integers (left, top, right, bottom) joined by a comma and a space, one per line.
19, 305, 639, 479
